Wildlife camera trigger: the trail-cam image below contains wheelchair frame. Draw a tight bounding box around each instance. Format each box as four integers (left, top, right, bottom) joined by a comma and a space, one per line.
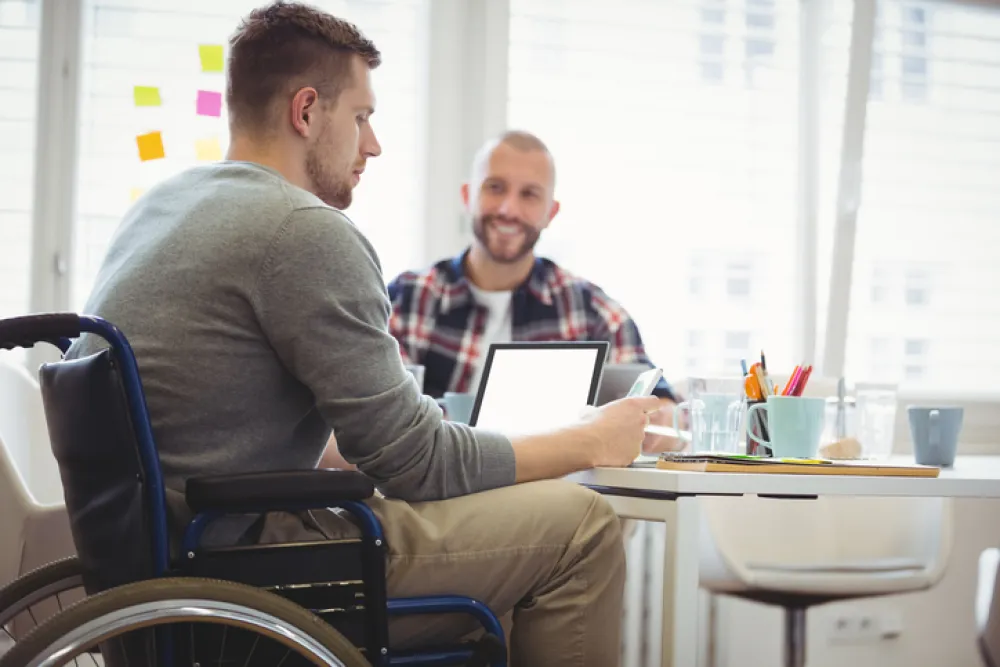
0, 313, 506, 667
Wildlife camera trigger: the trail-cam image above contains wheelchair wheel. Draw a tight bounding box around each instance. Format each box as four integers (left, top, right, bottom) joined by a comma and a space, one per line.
0, 558, 86, 650
0, 577, 369, 667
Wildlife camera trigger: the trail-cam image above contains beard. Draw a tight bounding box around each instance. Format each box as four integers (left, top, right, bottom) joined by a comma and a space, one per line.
472, 214, 541, 264
306, 136, 353, 210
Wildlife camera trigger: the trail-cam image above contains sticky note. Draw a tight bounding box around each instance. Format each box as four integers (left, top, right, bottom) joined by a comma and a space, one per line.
195, 137, 222, 162
136, 131, 165, 161
198, 44, 224, 72
133, 86, 161, 107
196, 90, 222, 117
129, 187, 145, 202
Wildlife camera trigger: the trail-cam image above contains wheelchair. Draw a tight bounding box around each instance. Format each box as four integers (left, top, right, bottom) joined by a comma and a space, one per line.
0, 314, 506, 667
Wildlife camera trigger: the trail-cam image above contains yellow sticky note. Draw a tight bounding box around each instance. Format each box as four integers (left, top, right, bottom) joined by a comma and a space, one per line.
198, 44, 224, 73
195, 137, 222, 162
136, 131, 165, 161
129, 187, 145, 202
133, 85, 161, 107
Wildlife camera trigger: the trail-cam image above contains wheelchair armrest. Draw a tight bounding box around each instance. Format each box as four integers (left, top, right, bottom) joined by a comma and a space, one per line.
185, 469, 375, 513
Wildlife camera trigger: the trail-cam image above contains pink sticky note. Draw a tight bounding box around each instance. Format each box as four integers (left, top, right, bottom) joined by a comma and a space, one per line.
196, 90, 222, 117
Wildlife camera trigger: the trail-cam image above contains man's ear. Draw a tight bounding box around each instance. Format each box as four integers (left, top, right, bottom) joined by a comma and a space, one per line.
546, 199, 561, 226
460, 183, 470, 208
290, 87, 319, 138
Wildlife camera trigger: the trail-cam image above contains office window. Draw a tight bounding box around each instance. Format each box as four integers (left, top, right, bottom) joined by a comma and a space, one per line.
870, 266, 889, 303
870, 3, 884, 99
699, 1, 726, 82
689, 256, 709, 296
0, 0, 40, 319
725, 260, 753, 299
900, 5, 929, 100
71, 0, 429, 308
904, 268, 930, 306
725, 330, 751, 352
844, 0, 1000, 394
509, 0, 800, 379
699, 35, 726, 82
744, 0, 776, 85
904, 338, 926, 357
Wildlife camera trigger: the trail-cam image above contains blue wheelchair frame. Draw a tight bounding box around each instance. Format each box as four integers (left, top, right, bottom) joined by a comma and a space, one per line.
22, 314, 505, 667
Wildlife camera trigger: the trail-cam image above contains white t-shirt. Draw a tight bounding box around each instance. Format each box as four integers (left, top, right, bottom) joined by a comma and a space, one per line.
466, 283, 514, 393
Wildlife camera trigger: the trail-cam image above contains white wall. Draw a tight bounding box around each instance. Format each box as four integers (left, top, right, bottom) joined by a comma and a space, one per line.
714, 497, 1000, 667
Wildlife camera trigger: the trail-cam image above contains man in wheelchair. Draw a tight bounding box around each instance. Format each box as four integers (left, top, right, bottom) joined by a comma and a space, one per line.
65, 2, 661, 664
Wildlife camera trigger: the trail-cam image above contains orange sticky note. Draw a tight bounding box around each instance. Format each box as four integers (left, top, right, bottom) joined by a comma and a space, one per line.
136, 131, 165, 161
129, 187, 145, 202
198, 44, 224, 72
195, 137, 222, 162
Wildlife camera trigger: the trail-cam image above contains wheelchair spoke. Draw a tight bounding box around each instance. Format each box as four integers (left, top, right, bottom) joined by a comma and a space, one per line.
27, 605, 39, 628
218, 624, 228, 664
274, 648, 293, 667
2, 624, 14, 642
241, 634, 261, 667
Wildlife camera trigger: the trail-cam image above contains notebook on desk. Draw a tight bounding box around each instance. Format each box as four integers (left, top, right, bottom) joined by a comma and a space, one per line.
654, 453, 940, 477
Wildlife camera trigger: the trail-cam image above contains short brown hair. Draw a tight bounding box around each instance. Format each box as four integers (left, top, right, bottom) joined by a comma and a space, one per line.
227, 1, 381, 131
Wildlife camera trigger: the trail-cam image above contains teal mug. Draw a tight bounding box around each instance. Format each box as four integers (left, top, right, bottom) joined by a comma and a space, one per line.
746, 396, 825, 459
436, 392, 476, 425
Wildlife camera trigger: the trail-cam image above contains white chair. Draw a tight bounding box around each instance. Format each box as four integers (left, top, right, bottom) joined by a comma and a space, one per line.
977, 547, 1000, 667
699, 495, 952, 667
0, 357, 74, 590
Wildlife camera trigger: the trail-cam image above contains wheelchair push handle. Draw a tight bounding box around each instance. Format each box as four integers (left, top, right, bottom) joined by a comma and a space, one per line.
0, 313, 81, 351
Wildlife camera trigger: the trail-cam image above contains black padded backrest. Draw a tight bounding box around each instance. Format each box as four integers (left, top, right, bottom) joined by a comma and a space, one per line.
38, 349, 152, 595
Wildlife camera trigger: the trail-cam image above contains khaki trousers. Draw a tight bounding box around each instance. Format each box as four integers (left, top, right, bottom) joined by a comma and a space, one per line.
259, 480, 626, 666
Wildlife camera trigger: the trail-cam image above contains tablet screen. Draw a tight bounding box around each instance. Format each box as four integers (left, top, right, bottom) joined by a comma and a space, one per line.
471, 344, 605, 438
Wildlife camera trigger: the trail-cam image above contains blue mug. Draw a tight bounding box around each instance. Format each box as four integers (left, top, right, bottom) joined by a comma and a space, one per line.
746, 396, 825, 459
908, 406, 963, 467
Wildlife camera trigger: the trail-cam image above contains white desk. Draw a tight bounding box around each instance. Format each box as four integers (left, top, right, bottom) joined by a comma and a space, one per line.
566, 455, 1000, 667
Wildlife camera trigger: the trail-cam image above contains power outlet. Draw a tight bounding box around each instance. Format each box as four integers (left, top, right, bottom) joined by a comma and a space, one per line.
828, 609, 903, 644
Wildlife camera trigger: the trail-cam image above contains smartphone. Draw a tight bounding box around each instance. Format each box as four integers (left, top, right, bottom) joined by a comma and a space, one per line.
626, 367, 663, 398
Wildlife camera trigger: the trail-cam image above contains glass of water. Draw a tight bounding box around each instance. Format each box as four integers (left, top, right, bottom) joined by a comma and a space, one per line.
673, 377, 745, 454
855, 382, 898, 460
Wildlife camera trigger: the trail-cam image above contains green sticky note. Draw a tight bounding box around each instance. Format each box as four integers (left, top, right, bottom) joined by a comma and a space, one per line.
199, 44, 224, 73
133, 85, 161, 107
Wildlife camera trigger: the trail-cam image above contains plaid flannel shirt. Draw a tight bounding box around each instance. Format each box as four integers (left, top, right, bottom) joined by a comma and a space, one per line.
387, 250, 676, 401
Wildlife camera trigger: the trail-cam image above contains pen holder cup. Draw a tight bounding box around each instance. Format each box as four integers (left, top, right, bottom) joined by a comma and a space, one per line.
745, 396, 825, 459
744, 398, 771, 456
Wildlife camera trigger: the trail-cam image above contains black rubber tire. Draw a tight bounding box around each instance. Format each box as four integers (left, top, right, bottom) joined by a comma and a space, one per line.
0, 557, 85, 627
0, 577, 370, 667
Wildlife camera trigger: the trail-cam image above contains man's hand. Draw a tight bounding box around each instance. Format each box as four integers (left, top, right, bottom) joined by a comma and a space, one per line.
578, 396, 665, 467
641, 398, 689, 454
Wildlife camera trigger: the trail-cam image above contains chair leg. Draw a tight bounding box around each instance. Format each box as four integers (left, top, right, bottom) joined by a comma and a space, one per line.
784, 607, 806, 667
